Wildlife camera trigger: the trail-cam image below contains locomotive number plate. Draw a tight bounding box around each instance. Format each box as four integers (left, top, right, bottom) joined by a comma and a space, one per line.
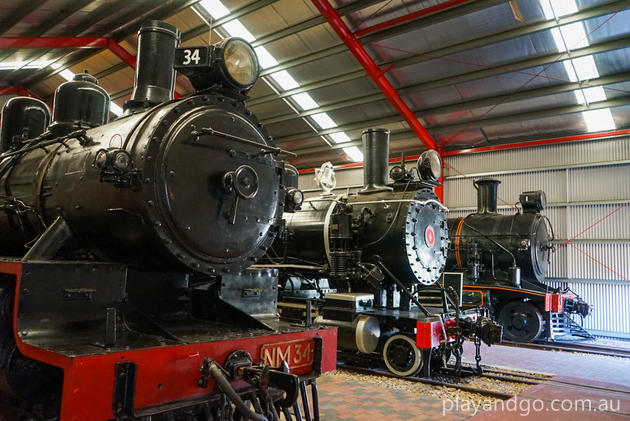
260, 338, 314, 371
174, 46, 209, 68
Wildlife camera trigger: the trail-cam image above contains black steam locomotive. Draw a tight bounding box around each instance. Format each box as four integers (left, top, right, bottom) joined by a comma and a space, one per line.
446, 179, 590, 342
0, 21, 336, 421
260, 129, 502, 378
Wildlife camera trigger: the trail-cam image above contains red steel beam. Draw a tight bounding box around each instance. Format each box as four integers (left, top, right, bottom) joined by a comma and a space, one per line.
443, 129, 630, 156
311, 0, 437, 151
354, 0, 476, 37
0, 85, 36, 97
0, 37, 109, 49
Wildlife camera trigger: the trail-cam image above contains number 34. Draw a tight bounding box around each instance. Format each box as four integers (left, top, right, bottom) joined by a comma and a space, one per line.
182, 49, 200, 65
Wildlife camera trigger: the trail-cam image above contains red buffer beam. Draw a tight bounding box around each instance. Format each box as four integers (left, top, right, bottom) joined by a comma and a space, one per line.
311, 0, 437, 151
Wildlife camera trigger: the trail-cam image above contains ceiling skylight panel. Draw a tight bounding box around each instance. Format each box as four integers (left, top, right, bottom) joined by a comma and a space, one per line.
560, 22, 589, 50
343, 146, 363, 162
311, 113, 337, 129
254, 46, 278, 69
291, 92, 319, 110
198, 0, 229, 18
562, 60, 578, 82
540, 0, 578, 19
582, 108, 615, 131
59, 69, 75, 81
575, 86, 607, 104
110, 102, 123, 116
572, 55, 599, 80
222, 20, 255, 42
271, 70, 299, 90
329, 132, 351, 143
550, 28, 567, 52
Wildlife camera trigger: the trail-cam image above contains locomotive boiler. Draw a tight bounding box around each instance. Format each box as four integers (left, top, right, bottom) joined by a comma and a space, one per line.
260, 129, 502, 378
446, 179, 590, 342
0, 20, 336, 421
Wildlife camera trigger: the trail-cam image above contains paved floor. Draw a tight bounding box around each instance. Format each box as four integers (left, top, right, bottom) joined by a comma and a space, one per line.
314, 343, 630, 420
462, 341, 630, 387
317, 372, 473, 421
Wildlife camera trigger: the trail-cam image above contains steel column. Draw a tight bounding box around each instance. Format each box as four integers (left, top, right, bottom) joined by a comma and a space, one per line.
311, 0, 436, 150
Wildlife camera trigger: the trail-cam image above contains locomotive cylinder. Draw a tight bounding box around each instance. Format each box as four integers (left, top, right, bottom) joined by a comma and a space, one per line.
359, 128, 392, 194
127, 20, 180, 110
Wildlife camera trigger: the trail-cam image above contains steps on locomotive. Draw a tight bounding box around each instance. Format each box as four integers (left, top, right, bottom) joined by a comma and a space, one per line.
544, 312, 594, 341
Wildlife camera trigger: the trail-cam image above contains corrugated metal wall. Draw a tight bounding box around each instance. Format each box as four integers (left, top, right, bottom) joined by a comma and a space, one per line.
444, 136, 630, 338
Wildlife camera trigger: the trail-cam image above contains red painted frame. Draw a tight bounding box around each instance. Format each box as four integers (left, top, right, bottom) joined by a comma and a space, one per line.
311, 0, 436, 151
1, 261, 337, 421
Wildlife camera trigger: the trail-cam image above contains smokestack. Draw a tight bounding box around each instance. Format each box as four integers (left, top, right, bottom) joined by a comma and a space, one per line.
125, 20, 180, 112
475, 178, 500, 213
359, 128, 393, 194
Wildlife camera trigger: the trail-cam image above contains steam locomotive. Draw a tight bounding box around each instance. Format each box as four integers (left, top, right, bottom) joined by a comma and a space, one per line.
445, 179, 590, 342
0, 21, 336, 420
259, 129, 502, 378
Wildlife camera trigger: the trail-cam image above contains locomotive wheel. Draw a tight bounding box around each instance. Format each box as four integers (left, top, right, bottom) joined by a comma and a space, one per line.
498, 300, 544, 342
383, 334, 422, 377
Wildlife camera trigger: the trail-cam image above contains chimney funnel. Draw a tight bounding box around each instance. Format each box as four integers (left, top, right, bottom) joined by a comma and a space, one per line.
125, 20, 180, 112
359, 128, 393, 194
475, 178, 500, 213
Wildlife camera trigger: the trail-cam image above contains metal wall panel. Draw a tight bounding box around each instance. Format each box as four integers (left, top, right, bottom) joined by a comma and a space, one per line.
568, 165, 630, 202
445, 170, 567, 208
546, 280, 630, 334
444, 136, 630, 176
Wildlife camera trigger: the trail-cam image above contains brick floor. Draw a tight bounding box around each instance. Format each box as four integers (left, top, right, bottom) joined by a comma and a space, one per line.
315, 343, 630, 420
316, 373, 474, 421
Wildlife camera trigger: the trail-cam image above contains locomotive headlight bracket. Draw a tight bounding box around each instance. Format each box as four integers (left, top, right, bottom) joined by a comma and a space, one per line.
174, 37, 260, 95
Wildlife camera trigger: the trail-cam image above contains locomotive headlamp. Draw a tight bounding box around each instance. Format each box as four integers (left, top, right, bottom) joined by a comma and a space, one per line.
174, 37, 260, 94
220, 38, 259, 88
113, 150, 131, 171
94, 149, 108, 168
417, 150, 442, 182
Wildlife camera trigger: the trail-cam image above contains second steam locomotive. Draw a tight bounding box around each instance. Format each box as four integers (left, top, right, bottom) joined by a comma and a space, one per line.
261, 129, 502, 377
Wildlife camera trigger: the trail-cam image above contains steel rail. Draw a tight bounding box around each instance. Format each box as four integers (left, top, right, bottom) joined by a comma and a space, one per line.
338, 364, 517, 400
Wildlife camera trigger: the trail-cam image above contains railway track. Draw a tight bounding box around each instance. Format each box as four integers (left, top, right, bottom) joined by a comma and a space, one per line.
501, 340, 630, 359
338, 364, 544, 400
